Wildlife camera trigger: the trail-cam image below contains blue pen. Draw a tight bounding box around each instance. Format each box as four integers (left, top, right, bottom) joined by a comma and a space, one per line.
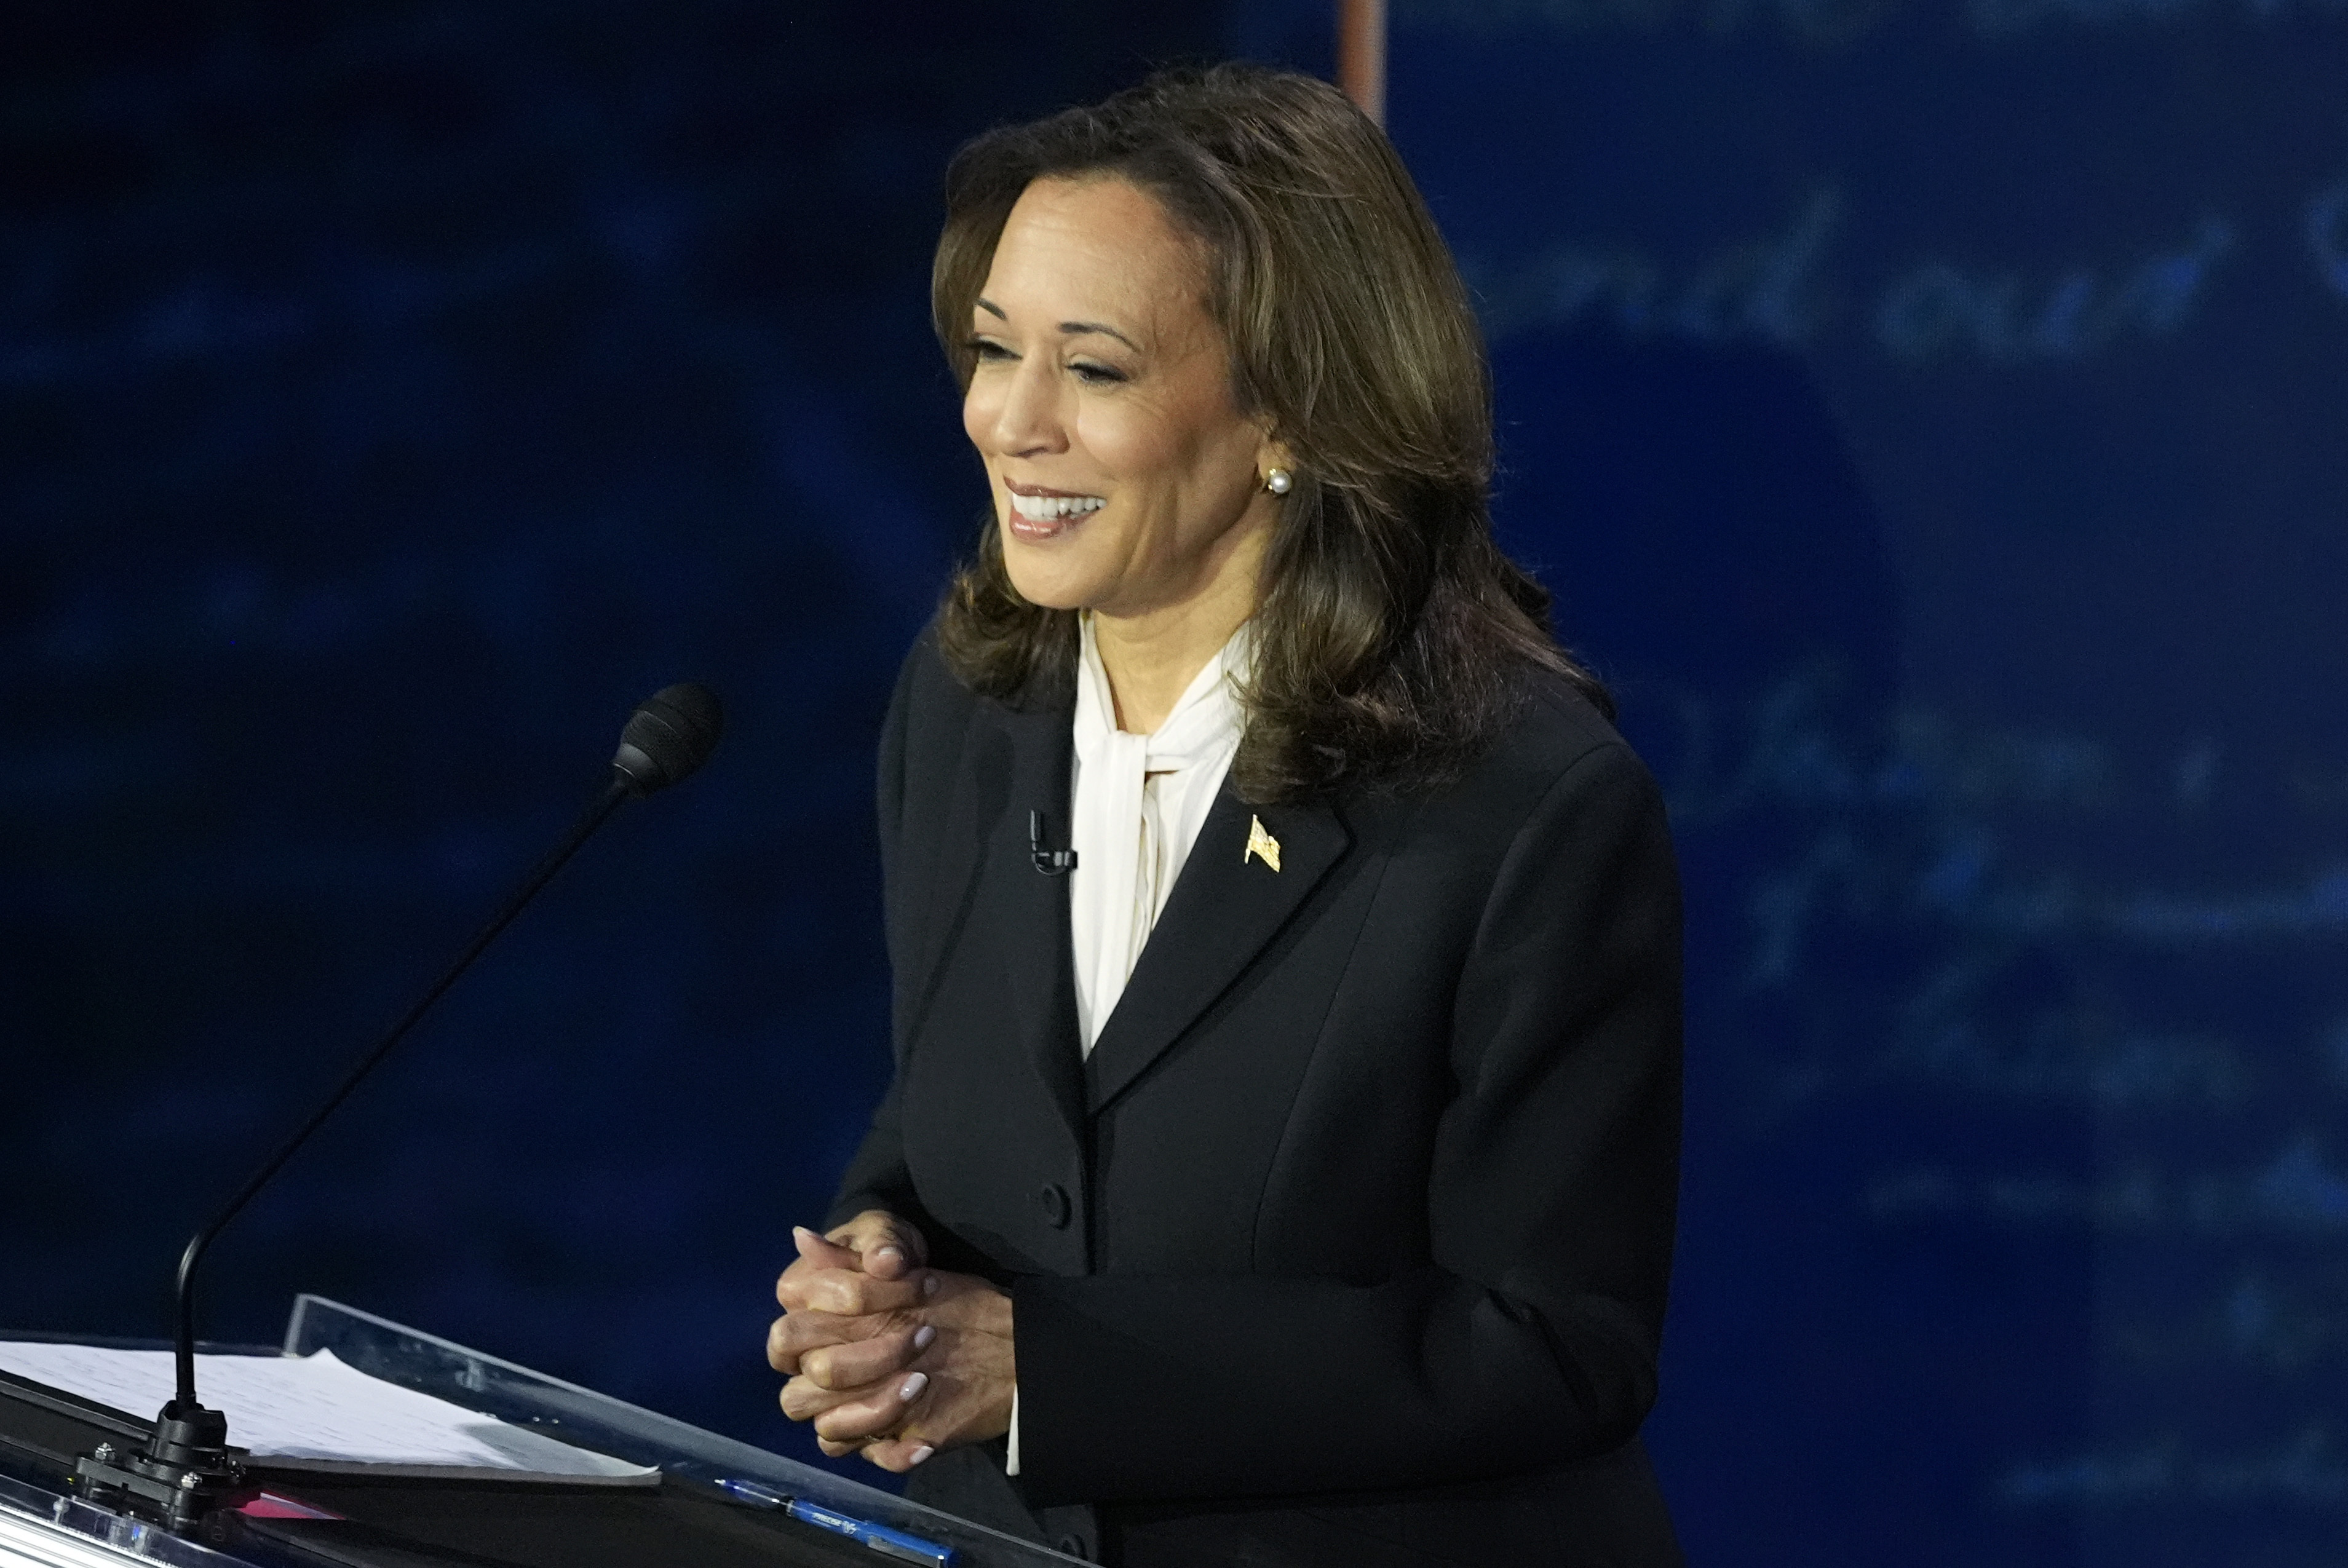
712, 1479, 956, 1567
713, 1478, 790, 1509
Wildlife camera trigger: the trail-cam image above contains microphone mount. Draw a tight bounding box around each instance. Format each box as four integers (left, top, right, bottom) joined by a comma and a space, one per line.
1029, 810, 1077, 876
73, 684, 721, 1532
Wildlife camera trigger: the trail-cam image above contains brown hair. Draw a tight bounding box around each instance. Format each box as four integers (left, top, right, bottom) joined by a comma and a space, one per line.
932, 63, 1609, 801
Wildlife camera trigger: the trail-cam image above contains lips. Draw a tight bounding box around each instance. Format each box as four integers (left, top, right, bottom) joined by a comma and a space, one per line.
1004, 482, 1105, 540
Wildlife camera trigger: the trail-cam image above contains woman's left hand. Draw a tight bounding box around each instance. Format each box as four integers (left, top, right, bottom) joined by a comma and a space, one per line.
782, 1269, 1018, 1473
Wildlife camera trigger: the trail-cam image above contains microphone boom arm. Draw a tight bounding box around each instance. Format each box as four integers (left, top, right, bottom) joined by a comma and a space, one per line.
169, 776, 631, 1410
73, 680, 721, 1532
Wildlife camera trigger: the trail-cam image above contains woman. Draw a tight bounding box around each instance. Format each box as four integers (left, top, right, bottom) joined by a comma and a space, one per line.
766, 65, 1683, 1567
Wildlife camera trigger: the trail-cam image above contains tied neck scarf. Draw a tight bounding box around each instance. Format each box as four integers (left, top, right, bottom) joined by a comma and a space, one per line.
1068, 614, 1250, 1055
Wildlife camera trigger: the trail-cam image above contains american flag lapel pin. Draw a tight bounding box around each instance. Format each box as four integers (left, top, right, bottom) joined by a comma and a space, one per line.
1245, 814, 1282, 873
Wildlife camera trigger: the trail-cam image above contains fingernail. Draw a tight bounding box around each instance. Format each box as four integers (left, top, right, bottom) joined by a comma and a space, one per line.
908, 1444, 935, 1466
875, 1245, 905, 1265
898, 1372, 928, 1401
913, 1325, 937, 1351
922, 1274, 940, 1296
792, 1226, 815, 1245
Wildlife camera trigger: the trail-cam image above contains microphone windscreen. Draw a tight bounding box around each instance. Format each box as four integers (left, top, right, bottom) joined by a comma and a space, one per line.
611, 683, 723, 796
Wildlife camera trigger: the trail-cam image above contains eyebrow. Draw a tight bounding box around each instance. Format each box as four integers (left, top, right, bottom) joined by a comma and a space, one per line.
973, 297, 1140, 353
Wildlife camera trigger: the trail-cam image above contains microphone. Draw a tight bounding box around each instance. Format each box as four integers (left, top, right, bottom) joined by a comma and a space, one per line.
73, 683, 723, 1531
1029, 810, 1077, 876
611, 681, 723, 797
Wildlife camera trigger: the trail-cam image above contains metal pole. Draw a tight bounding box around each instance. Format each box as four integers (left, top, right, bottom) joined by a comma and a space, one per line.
1338, 0, 1387, 125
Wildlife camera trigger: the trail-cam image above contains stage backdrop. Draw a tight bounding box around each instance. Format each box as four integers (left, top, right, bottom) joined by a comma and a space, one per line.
5, 4, 2342, 1566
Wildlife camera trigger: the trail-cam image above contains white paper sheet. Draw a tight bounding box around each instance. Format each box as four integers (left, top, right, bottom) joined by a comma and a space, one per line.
0, 1342, 656, 1484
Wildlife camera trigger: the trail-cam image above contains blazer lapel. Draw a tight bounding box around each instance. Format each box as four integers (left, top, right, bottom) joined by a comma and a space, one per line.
1083, 787, 1351, 1112
980, 702, 1088, 1147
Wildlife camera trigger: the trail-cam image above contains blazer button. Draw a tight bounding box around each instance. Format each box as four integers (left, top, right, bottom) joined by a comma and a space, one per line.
1036, 1183, 1071, 1229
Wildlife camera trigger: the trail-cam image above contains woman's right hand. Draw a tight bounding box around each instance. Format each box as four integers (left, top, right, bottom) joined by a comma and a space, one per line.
767, 1212, 934, 1398
815, 1210, 930, 1288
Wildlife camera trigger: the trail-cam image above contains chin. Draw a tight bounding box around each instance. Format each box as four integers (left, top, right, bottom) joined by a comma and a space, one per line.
1001, 534, 1101, 612
1004, 569, 1093, 614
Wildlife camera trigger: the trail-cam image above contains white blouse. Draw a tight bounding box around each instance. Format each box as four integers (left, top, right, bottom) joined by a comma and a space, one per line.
1067, 613, 1251, 1053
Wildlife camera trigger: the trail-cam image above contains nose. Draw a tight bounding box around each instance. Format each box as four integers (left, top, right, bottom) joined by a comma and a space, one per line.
985, 354, 1067, 459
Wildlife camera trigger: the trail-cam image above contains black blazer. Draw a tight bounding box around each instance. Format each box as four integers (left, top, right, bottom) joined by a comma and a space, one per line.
828, 629, 1684, 1568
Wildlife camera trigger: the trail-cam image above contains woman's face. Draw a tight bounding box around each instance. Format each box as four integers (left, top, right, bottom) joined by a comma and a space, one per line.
962, 176, 1283, 620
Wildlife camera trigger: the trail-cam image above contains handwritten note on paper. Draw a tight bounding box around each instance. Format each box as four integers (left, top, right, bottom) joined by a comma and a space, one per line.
0, 1343, 656, 1484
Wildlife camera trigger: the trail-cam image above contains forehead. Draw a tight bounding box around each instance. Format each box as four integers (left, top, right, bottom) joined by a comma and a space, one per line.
980, 176, 1208, 333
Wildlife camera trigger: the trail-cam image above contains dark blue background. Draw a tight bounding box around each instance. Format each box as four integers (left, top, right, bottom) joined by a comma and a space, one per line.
6, 3, 2344, 1564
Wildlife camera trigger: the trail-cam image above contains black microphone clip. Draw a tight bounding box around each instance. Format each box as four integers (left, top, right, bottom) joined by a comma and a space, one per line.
72, 1398, 246, 1536
1029, 810, 1077, 876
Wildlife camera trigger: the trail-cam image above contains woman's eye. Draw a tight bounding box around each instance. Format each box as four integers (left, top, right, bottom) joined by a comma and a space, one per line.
968, 338, 1014, 362
1070, 360, 1128, 386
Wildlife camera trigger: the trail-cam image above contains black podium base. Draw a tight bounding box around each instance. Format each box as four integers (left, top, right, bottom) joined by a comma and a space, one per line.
1, 1368, 877, 1568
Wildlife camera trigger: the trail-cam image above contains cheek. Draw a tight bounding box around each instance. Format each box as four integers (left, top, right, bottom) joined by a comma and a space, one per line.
1072, 399, 1176, 490
1082, 398, 1251, 536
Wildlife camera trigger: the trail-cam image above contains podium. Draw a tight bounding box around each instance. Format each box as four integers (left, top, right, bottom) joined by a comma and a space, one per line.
0, 1296, 1081, 1568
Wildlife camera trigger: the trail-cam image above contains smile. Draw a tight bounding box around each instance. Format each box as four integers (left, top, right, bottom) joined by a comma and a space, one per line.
1008, 491, 1106, 523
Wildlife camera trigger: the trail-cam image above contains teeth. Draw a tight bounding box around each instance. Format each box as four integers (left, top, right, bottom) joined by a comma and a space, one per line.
1009, 491, 1106, 523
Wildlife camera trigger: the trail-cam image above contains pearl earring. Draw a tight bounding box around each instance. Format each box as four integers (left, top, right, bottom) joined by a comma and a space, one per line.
1264, 467, 1293, 495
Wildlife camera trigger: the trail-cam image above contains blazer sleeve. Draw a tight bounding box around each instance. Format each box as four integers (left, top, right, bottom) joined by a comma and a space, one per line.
1013, 738, 1683, 1505
824, 634, 938, 1235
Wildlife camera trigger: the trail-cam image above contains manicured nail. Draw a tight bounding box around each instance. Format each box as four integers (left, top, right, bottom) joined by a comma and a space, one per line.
792, 1226, 816, 1245
898, 1372, 928, 1402
913, 1325, 937, 1351
922, 1274, 940, 1296
908, 1444, 935, 1466
874, 1245, 905, 1267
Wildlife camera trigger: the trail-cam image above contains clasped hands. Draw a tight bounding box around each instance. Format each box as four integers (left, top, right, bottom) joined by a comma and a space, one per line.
766, 1209, 1014, 1473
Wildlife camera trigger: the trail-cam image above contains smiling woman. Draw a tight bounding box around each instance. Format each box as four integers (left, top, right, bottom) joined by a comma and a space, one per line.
764, 64, 1685, 1567
961, 174, 1280, 730
929, 66, 1609, 801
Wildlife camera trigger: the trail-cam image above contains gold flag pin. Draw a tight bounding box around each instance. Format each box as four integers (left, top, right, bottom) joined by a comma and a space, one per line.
1245, 814, 1282, 873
